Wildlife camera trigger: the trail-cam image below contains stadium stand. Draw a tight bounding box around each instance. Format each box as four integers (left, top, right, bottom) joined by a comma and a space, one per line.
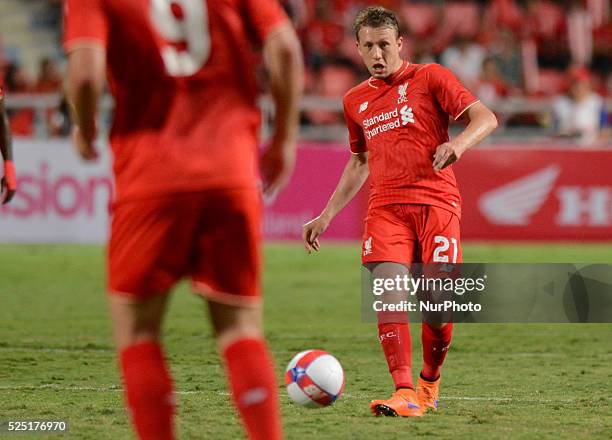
0, 0, 61, 75
0, 0, 610, 143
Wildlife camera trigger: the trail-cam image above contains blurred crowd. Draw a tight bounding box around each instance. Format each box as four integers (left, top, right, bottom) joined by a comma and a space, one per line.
285, 0, 610, 143
1, 57, 70, 137
285, 0, 610, 94
0, 0, 610, 143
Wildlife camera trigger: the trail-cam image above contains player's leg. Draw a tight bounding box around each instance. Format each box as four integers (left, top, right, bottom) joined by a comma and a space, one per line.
362, 206, 422, 417
414, 205, 462, 412
191, 188, 282, 440
367, 261, 423, 417
110, 295, 169, 348
207, 301, 281, 440
108, 196, 197, 440
370, 262, 414, 390
109, 295, 175, 440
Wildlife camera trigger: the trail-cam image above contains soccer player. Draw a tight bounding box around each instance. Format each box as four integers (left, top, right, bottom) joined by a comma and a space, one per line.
64, 1, 303, 439
302, 7, 497, 417
0, 80, 16, 204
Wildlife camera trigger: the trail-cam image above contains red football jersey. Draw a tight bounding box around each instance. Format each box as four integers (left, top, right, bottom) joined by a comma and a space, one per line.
64, 0, 288, 203
343, 61, 479, 218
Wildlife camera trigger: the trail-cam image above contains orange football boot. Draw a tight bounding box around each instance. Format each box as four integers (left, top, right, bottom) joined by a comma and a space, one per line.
416, 376, 440, 412
370, 388, 423, 417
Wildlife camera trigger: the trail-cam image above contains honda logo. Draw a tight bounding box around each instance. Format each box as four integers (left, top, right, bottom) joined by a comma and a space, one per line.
556, 187, 611, 226
479, 166, 560, 225
478, 166, 612, 227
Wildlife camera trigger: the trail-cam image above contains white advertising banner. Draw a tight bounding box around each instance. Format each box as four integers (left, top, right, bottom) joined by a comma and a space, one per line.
0, 140, 364, 244
0, 139, 113, 243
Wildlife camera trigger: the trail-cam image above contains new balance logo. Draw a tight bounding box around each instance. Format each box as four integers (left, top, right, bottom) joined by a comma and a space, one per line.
240, 388, 268, 406
400, 105, 414, 125
363, 236, 373, 256
479, 165, 560, 225
359, 101, 369, 113
398, 82, 409, 103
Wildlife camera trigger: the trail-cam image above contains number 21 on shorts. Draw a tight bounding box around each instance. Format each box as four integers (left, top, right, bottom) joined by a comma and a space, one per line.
433, 236, 458, 263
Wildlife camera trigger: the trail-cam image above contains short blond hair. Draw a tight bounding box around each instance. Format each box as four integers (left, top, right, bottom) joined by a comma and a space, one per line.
353, 6, 400, 41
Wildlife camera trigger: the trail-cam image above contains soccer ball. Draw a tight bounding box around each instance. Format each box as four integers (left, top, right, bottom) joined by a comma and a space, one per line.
284, 349, 345, 407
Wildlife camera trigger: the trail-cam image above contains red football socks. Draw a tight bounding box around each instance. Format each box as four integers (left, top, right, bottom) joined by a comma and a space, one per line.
421, 322, 453, 381
222, 338, 282, 440
377, 322, 414, 390
120, 341, 175, 440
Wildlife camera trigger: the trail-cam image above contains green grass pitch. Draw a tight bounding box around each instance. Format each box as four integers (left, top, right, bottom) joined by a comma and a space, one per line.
1, 243, 611, 439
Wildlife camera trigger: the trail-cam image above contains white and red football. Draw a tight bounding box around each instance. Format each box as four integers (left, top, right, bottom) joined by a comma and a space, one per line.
284, 349, 345, 407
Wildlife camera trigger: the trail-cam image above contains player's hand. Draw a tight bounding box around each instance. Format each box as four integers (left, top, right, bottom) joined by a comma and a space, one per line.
72, 126, 99, 161
260, 141, 296, 204
1, 178, 15, 205
302, 215, 330, 254
0, 178, 16, 204
433, 142, 463, 172
1, 159, 17, 204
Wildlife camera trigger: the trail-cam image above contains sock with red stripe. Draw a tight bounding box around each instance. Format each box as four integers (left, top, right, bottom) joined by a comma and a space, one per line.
377, 322, 414, 390
222, 338, 282, 440
421, 322, 453, 381
120, 341, 175, 440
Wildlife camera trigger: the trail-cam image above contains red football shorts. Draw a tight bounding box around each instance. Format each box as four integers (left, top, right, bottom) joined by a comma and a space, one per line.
361, 204, 462, 265
108, 188, 261, 306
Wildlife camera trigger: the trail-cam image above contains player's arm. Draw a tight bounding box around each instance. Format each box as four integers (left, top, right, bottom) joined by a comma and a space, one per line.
0, 96, 16, 204
427, 64, 498, 171
433, 102, 497, 171
66, 45, 106, 161
260, 23, 304, 201
302, 151, 369, 253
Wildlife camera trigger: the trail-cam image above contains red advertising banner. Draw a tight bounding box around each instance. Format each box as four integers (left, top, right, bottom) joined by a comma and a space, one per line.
265, 144, 612, 241
3, 141, 610, 242
455, 147, 612, 241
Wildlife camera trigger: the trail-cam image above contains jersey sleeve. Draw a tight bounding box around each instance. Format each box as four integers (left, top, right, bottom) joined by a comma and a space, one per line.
427, 64, 479, 120
243, 0, 290, 46
63, 0, 109, 52
343, 97, 367, 153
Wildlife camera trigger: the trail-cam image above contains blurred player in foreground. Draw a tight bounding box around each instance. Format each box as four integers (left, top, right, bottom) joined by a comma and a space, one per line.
0, 80, 16, 204
64, 0, 302, 438
303, 7, 497, 417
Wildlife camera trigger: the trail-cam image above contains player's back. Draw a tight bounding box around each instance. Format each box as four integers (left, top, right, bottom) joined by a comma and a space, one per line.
64, 0, 288, 202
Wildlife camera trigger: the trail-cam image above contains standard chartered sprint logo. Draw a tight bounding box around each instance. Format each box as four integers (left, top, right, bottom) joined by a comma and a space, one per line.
362, 105, 415, 140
